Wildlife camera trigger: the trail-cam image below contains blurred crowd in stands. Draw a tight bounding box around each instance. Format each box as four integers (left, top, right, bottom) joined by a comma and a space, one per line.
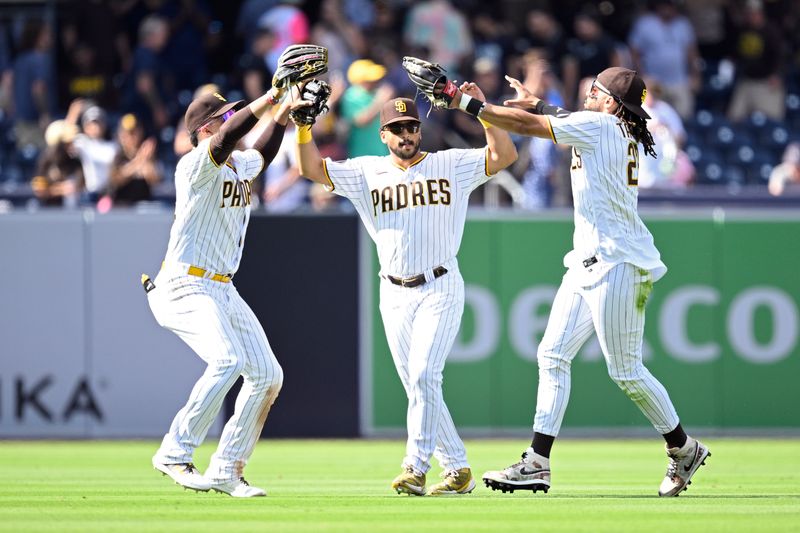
0, 0, 799, 211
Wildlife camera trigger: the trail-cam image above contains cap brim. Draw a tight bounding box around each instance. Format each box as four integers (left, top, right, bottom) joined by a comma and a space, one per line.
623, 102, 651, 120
381, 116, 421, 128
211, 100, 245, 118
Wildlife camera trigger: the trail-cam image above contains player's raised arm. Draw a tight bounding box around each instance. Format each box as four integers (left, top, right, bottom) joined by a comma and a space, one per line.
249, 89, 293, 168
457, 82, 517, 175
206, 86, 286, 166
292, 124, 328, 185
285, 82, 332, 186
452, 88, 551, 139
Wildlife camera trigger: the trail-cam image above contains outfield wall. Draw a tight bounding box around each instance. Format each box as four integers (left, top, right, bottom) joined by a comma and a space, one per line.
0, 212, 361, 438
0, 210, 797, 438
363, 211, 800, 435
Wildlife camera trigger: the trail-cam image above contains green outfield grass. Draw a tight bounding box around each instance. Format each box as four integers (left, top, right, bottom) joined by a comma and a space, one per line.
0, 439, 798, 532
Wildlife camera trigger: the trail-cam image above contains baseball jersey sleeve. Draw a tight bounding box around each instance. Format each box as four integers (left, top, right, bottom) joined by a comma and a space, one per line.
322, 157, 366, 199
452, 148, 491, 194
179, 137, 223, 190
236, 148, 266, 180
547, 111, 602, 151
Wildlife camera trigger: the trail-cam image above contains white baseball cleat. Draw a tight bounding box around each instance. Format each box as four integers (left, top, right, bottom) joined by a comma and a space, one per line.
482, 447, 550, 494
658, 437, 710, 497
210, 477, 267, 498
152, 459, 212, 492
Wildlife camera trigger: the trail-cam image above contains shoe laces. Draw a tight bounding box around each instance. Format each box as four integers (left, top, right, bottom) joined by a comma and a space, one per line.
511, 451, 533, 469
665, 457, 678, 479
440, 469, 459, 480
403, 465, 423, 478
239, 477, 250, 486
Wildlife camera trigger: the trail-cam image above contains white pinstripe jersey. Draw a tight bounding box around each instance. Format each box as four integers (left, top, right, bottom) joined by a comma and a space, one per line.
547, 111, 666, 283
163, 137, 265, 275
323, 148, 491, 277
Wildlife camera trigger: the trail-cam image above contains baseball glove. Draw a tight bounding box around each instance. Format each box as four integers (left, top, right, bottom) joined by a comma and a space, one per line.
402, 56, 458, 109
273, 44, 328, 90
289, 79, 332, 126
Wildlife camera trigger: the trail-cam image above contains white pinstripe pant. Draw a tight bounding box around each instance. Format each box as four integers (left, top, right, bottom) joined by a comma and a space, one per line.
148, 274, 284, 482
534, 262, 680, 436
379, 270, 469, 474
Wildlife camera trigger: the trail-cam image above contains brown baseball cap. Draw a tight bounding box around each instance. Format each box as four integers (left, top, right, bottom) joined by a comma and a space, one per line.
185, 91, 244, 134
595, 67, 651, 120
380, 98, 421, 128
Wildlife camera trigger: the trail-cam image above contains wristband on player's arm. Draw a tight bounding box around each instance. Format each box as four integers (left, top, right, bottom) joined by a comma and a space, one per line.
534, 100, 571, 118
297, 125, 313, 144
458, 94, 485, 118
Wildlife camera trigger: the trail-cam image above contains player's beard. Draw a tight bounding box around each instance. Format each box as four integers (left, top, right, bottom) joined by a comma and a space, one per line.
389, 137, 421, 160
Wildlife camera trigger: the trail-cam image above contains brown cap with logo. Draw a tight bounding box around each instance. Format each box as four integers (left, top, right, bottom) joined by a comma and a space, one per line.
596, 67, 651, 120
380, 98, 421, 128
185, 92, 245, 134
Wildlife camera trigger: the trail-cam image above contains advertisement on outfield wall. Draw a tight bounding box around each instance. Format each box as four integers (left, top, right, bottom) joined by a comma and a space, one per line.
0, 213, 215, 438
363, 213, 800, 434
0, 213, 362, 439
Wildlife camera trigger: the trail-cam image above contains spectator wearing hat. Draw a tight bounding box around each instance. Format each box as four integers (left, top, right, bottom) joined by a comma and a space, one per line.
31, 119, 82, 208
109, 113, 162, 206
340, 58, 395, 157
64, 99, 118, 204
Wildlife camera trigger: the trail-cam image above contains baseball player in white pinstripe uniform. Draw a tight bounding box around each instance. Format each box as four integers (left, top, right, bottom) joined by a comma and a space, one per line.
452, 68, 709, 496
144, 86, 292, 497
291, 94, 517, 495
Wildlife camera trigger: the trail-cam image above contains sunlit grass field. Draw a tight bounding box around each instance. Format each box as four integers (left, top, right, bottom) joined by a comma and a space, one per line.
1, 439, 798, 532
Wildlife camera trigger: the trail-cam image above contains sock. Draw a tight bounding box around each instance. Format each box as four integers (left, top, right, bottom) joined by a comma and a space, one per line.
531, 432, 555, 458
663, 423, 688, 449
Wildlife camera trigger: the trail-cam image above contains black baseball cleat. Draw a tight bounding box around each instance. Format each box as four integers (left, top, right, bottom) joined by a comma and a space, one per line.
482, 447, 551, 495
483, 479, 549, 494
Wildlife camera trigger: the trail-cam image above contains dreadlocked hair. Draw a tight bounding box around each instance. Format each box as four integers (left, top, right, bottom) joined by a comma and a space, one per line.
617, 107, 657, 158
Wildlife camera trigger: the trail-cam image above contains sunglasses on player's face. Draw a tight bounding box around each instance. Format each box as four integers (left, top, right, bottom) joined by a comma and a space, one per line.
590, 80, 620, 103
383, 122, 420, 135
202, 109, 235, 130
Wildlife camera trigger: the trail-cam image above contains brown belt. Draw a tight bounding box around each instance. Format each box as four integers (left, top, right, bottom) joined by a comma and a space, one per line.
387, 266, 448, 288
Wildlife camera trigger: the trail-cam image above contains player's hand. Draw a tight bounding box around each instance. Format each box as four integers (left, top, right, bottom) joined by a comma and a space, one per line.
278, 96, 313, 125
459, 81, 486, 101
504, 75, 540, 109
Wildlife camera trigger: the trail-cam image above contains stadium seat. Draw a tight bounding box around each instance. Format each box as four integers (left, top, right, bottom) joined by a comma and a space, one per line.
694, 109, 730, 131
13, 144, 40, 185
695, 160, 727, 185
694, 59, 734, 114
743, 163, 772, 184
724, 164, 746, 185
685, 144, 722, 167
712, 125, 753, 162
